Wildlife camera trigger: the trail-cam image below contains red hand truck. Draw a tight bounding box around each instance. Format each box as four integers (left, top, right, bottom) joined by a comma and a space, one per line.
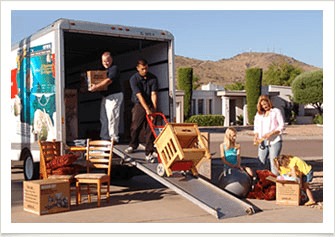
146, 112, 168, 165
146, 113, 210, 177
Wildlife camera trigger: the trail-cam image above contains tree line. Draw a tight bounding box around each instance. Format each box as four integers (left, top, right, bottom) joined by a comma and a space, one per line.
177, 61, 323, 125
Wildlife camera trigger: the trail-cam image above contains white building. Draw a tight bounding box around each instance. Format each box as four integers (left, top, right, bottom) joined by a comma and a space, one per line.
175, 90, 185, 123
216, 89, 279, 126
191, 90, 222, 116
201, 82, 225, 91
177, 83, 318, 126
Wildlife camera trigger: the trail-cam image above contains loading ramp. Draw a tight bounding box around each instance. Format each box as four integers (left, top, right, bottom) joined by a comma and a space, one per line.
113, 144, 255, 219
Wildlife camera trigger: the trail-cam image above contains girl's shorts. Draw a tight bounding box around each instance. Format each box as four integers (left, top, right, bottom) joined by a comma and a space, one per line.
302, 169, 314, 183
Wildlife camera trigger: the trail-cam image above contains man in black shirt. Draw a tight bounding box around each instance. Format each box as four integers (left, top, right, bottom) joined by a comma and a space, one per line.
89, 51, 123, 142
125, 59, 158, 163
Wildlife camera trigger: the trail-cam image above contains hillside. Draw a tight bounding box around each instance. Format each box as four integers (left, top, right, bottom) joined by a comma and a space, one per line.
175, 52, 320, 88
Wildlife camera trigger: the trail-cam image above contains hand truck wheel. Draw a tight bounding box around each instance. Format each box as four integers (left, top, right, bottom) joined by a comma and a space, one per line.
157, 163, 165, 177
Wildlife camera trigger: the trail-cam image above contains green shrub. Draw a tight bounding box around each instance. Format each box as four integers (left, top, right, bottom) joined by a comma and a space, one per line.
225, 82, 245, 91
236, 115, 243, 125
177, 67, 193, 120
185, 115, 225, 126
193, 75, 201, 90
289, 111, 297, 125
313, 114, 323, 125
245, 68, 262, 125
282, 95, 299, 124
292, 69, 323, 115
263, 61, 303, 86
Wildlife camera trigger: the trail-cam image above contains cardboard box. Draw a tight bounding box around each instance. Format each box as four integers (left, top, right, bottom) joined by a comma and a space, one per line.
24, 179, 70, 215
80, 72, 89, 93
64, 89, 78, 140
276, 180, 300, 206
86, 70, 108, 91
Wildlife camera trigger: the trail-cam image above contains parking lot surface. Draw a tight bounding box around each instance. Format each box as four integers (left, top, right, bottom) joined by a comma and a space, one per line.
6, 125, 331, 234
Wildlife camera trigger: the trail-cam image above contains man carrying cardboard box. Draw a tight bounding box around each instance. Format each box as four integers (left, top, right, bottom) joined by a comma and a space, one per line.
89, 51, 123, 142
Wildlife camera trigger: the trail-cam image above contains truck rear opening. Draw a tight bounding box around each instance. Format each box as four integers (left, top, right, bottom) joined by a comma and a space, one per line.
62, 28, 173, 142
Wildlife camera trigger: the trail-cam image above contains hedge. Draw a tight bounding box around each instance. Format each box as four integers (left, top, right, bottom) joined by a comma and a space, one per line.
245, 68, 262, 124
177, 67, 193, 120
313, 114, 323, 125
185, 114, 225, 126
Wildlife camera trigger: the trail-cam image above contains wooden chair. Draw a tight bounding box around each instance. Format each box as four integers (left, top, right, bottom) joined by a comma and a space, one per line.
75, 139, 114, 207
39, 140, 77, 206
38, 140, 75, 182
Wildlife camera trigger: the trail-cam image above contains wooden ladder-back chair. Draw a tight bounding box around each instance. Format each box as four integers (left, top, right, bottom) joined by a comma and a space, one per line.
38, 140, 76, 182
75, 139, 114, 207
39, 140, 78, 206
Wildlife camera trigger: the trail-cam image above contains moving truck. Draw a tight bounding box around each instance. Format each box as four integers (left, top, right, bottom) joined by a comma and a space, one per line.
11, 18, 175, 180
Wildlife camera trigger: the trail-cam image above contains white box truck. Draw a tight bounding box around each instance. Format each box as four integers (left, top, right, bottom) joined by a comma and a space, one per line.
11, 18, 175, 180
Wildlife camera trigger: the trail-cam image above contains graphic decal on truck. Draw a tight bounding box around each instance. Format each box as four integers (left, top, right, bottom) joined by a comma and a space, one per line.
11, 43, 56, 141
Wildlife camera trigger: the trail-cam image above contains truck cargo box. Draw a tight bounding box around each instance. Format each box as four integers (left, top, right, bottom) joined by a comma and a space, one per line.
11, 18, 175, 180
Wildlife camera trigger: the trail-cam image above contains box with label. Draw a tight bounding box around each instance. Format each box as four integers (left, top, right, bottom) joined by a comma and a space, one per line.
24, 179, 70, 215
86, 70, 108, 91
276, 180, 300, 206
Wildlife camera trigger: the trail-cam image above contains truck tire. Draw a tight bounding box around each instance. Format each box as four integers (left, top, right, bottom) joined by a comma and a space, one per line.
23, 150, 40, 181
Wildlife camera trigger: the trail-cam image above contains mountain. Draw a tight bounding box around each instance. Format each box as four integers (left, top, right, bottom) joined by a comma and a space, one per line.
174, 52, 320, 88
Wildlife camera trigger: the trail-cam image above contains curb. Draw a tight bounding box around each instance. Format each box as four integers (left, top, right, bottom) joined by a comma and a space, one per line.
199, 126, 253, 134
209, 133, 323, 142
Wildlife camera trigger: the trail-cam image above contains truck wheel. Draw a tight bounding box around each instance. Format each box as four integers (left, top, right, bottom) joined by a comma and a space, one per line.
23, 151, 39, 181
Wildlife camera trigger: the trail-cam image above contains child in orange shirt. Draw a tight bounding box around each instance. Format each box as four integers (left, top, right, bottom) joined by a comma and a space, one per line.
275, 154, 316, 206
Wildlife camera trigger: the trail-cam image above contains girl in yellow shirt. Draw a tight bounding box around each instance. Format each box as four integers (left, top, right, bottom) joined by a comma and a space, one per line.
275, 154, 316, 206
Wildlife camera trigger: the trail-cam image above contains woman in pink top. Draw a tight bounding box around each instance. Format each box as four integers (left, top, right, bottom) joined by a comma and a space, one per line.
253, 95, 285, 175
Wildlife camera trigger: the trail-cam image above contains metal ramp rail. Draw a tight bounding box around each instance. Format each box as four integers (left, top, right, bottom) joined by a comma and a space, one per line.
113, 144, 255, 219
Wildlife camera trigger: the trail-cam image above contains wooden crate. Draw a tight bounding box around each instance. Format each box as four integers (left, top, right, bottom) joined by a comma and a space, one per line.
86, 70, 108, 91
154, 123, 211, 177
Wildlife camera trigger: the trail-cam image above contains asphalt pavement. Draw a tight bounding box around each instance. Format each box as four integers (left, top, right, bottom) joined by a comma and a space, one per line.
7, 132, 327, 234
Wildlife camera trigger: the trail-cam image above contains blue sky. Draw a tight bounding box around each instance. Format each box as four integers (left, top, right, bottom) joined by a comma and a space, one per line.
11, 9, 323, 68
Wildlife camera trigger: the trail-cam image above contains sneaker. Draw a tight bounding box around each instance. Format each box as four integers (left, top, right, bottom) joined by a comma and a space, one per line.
123, 157, 132, 163
150, 157, 157, 163
125, 147, 136, 154
145, 153, 155, 163
112, 137, 119, 144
